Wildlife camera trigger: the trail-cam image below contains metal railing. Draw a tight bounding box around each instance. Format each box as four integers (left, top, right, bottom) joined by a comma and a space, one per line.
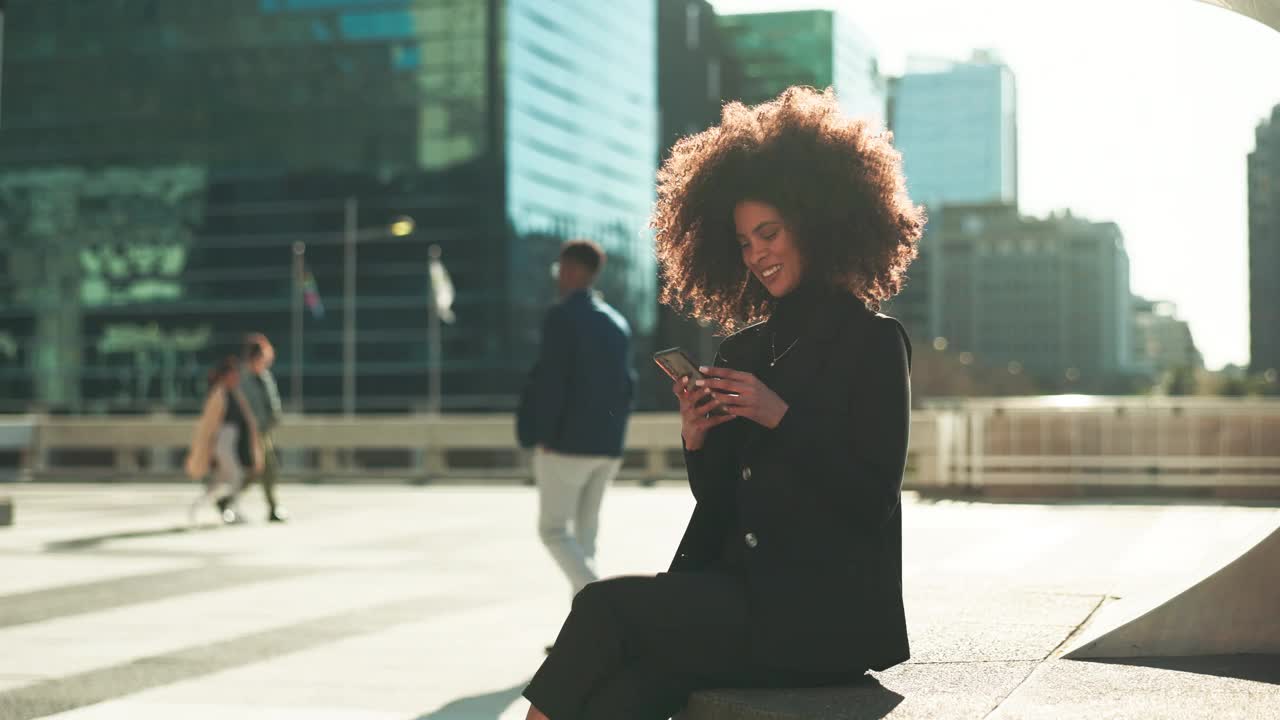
3, 397, 1279, 494
2, 412, 942, 485
923, 396, 1280, 492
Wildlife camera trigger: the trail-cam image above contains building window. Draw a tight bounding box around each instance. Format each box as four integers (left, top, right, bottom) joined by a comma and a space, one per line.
962, 214, 984, 236
686, 2, 701, 50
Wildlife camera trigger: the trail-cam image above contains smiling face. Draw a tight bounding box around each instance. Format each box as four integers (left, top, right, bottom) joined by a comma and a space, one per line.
734, 200, 807, 298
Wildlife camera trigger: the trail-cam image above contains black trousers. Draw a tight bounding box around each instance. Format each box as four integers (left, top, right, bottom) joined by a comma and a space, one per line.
236, 431, 280, 512
523, 571, 859, 720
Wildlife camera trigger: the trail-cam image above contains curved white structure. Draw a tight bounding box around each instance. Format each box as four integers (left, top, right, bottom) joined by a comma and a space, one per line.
1194, 0, 1280, 32
1063, 0, 1279, 661
1065, 524, 1280, 658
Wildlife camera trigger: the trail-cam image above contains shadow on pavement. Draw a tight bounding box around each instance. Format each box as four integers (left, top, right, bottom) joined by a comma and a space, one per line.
415, 680, 528, 719
1088, 655, 1280, 685
805, 676, 905, 719
44, 524, 221, 551
681, 675, 905, 720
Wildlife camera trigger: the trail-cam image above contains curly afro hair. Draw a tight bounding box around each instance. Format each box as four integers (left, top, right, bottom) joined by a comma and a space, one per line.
652, 86, 925, 333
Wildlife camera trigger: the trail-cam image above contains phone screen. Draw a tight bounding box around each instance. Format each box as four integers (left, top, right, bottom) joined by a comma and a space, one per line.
652, 347, 704, 383
653, 348, 729, 416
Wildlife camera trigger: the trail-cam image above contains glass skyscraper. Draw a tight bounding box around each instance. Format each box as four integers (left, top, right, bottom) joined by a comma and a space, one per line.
505, 0, 658, 358
0, 0, 657, 413
716, 10, 885, 127
884, 52, 1017, 349
889, 51, 1018, 209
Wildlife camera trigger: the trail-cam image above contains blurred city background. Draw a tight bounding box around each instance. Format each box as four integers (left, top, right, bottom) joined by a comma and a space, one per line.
2, 3, 1280, 719
0, 0, 1277, 417
0, 0, 1279, 485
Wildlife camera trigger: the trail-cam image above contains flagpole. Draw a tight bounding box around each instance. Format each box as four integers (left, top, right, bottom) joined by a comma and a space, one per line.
427, 244, 443, 416
290, 241, 305, 413
342, 196, 358, 417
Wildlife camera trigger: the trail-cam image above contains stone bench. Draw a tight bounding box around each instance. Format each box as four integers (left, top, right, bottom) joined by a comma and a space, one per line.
678, 676, 902, 720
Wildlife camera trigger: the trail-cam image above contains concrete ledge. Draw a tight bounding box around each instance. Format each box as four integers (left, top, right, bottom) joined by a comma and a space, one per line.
678, 678, 903, 720
0, 496, 12, 527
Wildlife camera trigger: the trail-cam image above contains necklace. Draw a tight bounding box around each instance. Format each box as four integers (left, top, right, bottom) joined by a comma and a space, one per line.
770, 333, 800, 367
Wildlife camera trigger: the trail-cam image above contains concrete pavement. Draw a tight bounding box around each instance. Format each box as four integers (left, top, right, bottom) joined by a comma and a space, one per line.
0, 483, 1277, 719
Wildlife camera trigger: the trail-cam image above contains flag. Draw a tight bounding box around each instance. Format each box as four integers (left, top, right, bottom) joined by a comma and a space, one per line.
428, 255, 455, 324
302, 270, 325, 319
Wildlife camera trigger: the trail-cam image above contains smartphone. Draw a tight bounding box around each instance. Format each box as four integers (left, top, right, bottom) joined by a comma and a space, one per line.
653, 347, 730, 416
653, 347, 705, 383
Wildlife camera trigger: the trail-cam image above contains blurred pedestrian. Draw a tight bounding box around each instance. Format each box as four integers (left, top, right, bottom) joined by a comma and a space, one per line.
524, 87, 923, 719
185, 356, 264, 524
517, 240, 635, 607
236, 333, 289, 522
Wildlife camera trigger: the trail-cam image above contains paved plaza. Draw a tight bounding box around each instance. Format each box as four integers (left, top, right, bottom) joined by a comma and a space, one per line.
0, 482, 1277, 719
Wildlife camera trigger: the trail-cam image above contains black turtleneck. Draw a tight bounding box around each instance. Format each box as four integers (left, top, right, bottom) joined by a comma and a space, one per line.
763, 280, 825, 370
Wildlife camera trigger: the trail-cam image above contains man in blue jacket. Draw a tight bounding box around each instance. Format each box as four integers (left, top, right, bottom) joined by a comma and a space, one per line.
518, 240, 634, 600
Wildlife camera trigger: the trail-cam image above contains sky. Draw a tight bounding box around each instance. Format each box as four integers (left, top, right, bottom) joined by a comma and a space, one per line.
710, 0, 1280, 370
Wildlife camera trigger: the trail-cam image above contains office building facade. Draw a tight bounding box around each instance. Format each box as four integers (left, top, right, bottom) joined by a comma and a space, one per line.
716, 9, 885, 126
918, 204, 1133, 390
1249, 104, 1280, 375
1131, 297, 1203, 375
0, 0, 658, 413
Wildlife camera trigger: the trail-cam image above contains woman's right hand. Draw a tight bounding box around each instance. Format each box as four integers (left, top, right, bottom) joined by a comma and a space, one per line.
674, 376, 736, 451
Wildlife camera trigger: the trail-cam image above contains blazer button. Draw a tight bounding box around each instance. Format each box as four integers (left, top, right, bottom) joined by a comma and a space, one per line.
741, 466, 752, 481
744, 532, 759, 548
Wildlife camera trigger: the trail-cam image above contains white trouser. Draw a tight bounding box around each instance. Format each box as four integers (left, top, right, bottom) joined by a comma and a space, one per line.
211, 424, 245, 498
534, 450, 621, 594
189, 425, 247, 521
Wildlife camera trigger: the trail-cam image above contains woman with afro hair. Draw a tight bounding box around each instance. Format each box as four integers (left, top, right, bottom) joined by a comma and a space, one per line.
523, 86, 925, 720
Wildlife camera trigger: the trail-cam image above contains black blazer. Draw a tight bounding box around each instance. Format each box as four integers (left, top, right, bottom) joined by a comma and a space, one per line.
516, 289, 635, 457
670, 293, 912, 674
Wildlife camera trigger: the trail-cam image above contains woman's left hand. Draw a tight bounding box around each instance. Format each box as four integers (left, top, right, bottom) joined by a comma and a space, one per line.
695, 367, 789, 429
